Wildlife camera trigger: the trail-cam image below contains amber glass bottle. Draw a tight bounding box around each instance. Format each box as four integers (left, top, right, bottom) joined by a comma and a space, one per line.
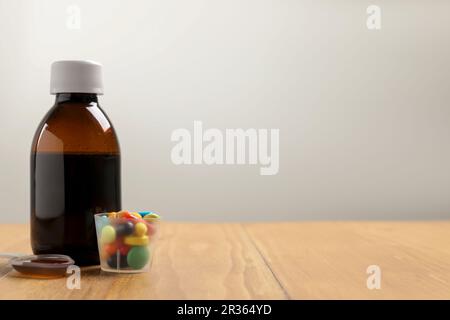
30, 61, 121, 266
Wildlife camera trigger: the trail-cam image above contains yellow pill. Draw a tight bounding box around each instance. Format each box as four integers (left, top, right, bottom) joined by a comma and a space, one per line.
134, 222, 147, 236
101, 225, 116, 244
130, 212, 142, 219
143, 213, 160, 222
124, 235, 149, 246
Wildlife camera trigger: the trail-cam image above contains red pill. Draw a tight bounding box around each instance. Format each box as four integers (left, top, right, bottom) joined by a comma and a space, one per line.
121, 212, 140, 222
145, 222, 157, 236
118, 244, 131, 255
114, 237, 131, 255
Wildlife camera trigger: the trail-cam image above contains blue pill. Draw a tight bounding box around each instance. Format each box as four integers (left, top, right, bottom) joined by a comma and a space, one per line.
96, 215, 110, 230
107, 254, 128, 268
138, 211, 152, 217
115, 221, 134, 236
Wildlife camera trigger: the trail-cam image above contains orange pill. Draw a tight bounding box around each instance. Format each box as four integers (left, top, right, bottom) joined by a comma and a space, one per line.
103, 243, 118, 256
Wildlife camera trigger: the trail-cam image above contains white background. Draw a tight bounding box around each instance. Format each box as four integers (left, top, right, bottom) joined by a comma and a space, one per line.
1, 0, 450, 222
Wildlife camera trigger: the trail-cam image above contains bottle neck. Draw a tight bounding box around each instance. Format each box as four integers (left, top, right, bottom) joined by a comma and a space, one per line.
55, 93, 98, 104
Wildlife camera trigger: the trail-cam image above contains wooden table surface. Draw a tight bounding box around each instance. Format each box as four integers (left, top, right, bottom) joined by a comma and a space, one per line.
0, 222, 449, 300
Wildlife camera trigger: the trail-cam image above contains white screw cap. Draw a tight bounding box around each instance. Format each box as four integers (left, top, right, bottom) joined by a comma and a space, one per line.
50, 60, 104, 95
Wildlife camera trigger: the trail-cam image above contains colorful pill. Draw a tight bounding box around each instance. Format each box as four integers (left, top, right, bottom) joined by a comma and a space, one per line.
124, 235, 149, 246
145, 221, 156, 236
127, 246, 150, 269
134, 222, 147, 237
103, 242, 118, 256
100, 225, 116, 244
130, 212, 142, 219
96, 215, 110, 230
107, 253, 128, 268
114, 237, 131, 255
118, 243, 131, 256
120, 212, 140, 222
115, 220, 134, 236
143, 213, 160, 222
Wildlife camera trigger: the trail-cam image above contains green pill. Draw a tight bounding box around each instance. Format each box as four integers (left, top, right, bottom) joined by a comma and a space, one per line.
127, 246, 150, 269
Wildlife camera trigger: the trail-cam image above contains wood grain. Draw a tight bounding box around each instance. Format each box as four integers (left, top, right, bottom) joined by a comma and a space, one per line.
0, 222, 449, 299
0, 223, 286, 299
244, 221, 450, 299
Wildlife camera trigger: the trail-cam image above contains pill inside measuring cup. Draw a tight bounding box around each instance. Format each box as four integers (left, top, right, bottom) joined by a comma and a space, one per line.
10, 254, 75, 278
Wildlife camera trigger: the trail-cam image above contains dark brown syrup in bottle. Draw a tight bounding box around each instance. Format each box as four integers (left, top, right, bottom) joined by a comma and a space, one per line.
31, 93, 121, 266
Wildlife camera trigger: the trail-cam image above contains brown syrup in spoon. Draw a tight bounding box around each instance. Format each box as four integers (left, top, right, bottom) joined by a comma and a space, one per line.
10, 254, 75, 278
